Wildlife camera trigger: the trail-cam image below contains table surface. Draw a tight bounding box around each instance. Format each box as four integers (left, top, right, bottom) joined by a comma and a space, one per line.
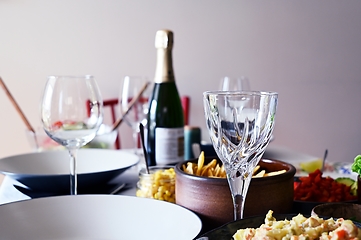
0, 144, 357, 239
0, 144, 321, 205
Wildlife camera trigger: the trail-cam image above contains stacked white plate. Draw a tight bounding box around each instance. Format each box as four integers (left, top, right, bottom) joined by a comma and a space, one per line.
0, 149, 139, 192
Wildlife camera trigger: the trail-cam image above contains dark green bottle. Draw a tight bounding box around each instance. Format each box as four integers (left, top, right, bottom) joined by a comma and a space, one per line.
146, 29, 184, 166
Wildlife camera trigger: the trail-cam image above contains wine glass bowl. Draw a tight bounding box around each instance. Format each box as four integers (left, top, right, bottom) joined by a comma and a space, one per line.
203, 91, 278, 220
40, 75, 103, 195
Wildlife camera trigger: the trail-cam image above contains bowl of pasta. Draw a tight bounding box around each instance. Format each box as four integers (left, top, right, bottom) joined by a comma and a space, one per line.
174, 152, 296, 233
199, 210, 361, 239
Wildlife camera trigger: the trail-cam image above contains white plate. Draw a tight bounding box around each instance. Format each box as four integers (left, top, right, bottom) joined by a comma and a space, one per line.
0, 195, 202, 239
0, 149, 139, 192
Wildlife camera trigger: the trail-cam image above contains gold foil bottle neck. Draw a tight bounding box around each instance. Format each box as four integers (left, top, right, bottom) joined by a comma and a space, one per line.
154, 29, 175, 83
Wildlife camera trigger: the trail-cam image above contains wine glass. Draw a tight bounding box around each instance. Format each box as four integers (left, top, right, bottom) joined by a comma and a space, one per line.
119, 76, 151, 154
219, 76, 250, 91
40, 75, 103, 195
203, 91, 278, 220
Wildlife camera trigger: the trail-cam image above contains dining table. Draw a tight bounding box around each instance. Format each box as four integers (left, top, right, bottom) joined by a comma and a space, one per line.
0, 143, 355, 237
0, 144, 320, 205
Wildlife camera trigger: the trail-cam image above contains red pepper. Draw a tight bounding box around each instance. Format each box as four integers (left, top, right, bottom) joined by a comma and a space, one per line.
294, 169, 357, 202
336, 229, 346, 238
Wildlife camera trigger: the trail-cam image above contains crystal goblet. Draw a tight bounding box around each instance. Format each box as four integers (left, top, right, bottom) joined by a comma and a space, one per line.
203, 91, 278, 220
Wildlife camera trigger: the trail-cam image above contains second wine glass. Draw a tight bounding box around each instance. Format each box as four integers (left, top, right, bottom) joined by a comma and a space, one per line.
119, 76, 151, 153
40, 75, 103, 195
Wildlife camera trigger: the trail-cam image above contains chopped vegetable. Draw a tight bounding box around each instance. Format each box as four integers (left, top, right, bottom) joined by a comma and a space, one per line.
351, 155, 361, 175
335, 177, 355, 187
294, 169, 357, 202
335, 177, 358, 196
351, 181, 358, 196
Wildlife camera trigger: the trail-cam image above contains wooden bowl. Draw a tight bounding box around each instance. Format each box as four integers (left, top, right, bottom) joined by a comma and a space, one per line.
175, 157, 296, 232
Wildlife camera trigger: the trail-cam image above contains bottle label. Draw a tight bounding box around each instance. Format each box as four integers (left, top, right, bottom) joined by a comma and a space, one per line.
155, 127, 184, 164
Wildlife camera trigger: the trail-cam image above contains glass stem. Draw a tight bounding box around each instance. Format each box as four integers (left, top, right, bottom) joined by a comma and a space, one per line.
228, 174, 252, 220
233, 194, 245, 220
68, 148, 78, 195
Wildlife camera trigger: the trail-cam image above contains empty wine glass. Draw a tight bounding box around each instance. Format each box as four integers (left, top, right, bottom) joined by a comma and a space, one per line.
119, 76, 151, 153
41, 75, 103, 195
203, 91, 278, 220
219, 76, 250, 91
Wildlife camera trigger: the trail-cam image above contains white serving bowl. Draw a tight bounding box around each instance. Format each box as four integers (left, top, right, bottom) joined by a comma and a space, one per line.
0, 149, 138, 192
0, 195, 202, 239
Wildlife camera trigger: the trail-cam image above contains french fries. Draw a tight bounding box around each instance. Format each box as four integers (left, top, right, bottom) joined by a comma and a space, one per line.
182, 151, 286, 178
182, 151, 226, 178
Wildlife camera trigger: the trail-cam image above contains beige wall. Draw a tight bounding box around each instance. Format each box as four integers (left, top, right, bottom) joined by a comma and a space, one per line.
0, 1, 360, 163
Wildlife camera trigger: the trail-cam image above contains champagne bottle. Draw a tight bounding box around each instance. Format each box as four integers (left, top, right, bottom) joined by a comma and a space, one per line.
146, 29, 184, 166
